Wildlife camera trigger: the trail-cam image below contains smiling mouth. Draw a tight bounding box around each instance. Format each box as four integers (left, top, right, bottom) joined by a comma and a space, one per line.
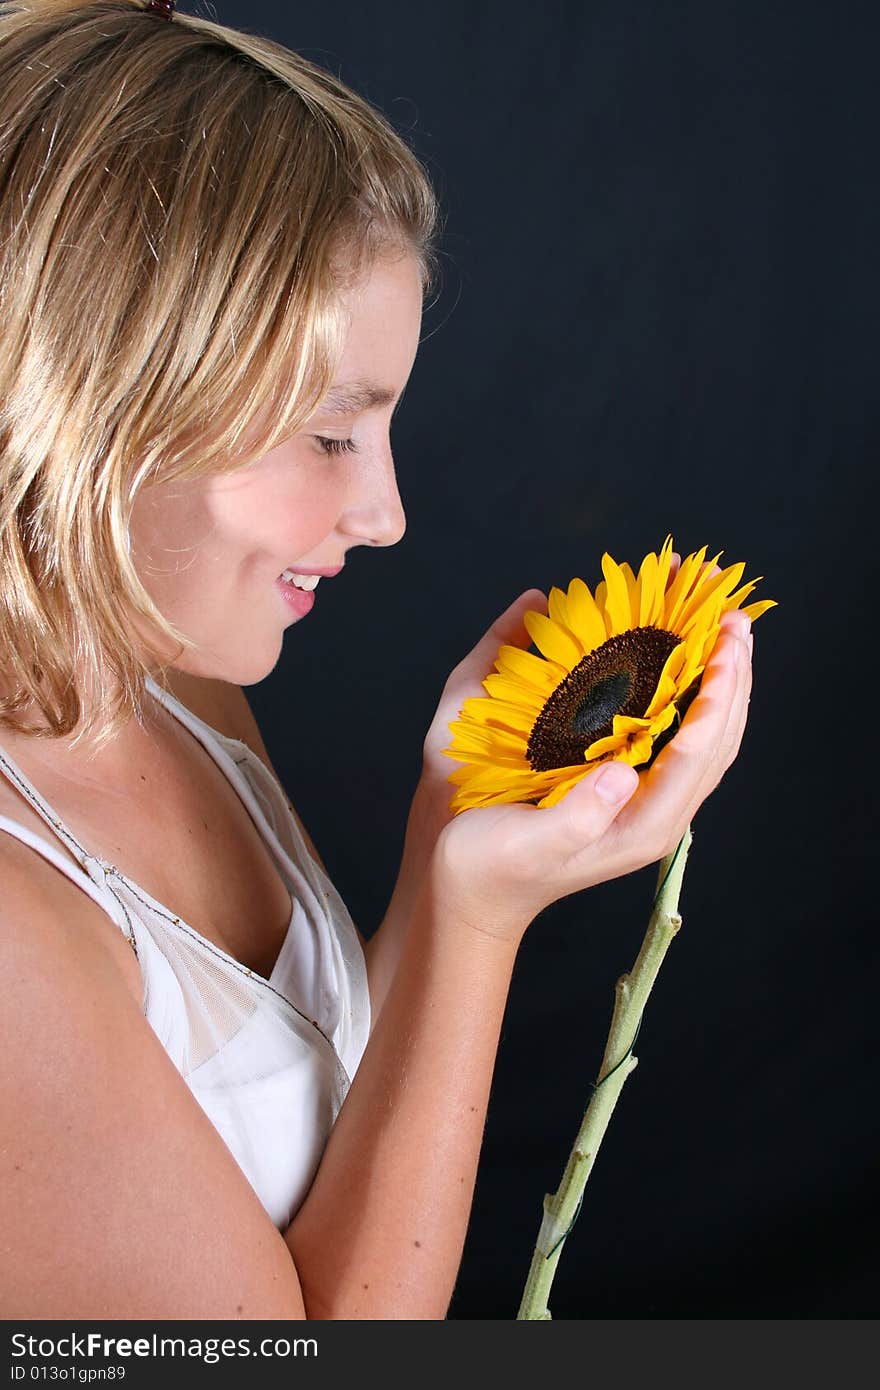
279, 569, 321, 591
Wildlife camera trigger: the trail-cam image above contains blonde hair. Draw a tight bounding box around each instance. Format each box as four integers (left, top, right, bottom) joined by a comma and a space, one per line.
0, 0, 440, 752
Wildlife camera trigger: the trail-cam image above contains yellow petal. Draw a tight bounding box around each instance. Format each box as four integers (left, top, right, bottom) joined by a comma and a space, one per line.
581, 732, 627, 760
601, 552, 633, 635
679, 593, 724, 642
585, 730, 654, 766
538, 769, 592, 808
661, 544, 709, 628
523, 610, 582, 669
658, 533, 675, 584
648, 702, 678, 735
546, 584, 571, 628
495, 643, 562, 693
547, 586, 589, 660
447, 749, 529, 771
667, 548, 724, 630
624, 730, 655, 766
451, 764, 555, 793
741, 598, 778, 621
593, 578, 610, 631
677, 561, 746, 634
564, 577, 608, 652
621, 560, 641, 624
644, 641, 688, 717
723, 580, 758, 609
461, 696, 536, 733
446, 722, 527, 756
637, 549, 661, 626
451, 767, 559, 811
612, 713, 654, 734
482, 673, 547, 712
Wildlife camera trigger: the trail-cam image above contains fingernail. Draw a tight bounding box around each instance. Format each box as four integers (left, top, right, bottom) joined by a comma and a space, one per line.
730, 611, 751, 638
747, 631, 753, 656
595, 763, 638, 803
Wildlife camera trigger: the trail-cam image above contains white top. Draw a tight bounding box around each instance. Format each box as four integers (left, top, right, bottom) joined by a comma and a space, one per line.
0, 675, 371, 1230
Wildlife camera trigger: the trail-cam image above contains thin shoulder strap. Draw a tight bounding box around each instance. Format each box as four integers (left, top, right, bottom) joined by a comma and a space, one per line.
0, 743, 137, 950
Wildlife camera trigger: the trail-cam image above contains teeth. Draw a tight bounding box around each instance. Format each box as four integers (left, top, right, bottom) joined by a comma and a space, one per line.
280, 569, 321, 591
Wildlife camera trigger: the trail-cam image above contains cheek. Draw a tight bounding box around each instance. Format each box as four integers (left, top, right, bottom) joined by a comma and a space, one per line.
276, 467, 343, 534
217, 474, 340, 561
130, 493, 207, 588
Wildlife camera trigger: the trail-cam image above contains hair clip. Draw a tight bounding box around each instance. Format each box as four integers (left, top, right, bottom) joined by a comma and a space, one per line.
147, 0, 176, 19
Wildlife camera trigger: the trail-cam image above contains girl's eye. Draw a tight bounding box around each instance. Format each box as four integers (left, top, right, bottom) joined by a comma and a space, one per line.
314, 436, 358, 457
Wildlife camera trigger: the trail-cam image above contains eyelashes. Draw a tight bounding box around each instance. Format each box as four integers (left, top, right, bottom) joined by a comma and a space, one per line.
314, 436, 359, 456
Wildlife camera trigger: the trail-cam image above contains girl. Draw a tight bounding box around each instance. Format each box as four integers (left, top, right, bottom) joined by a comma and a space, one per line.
0, 1, 753, 1319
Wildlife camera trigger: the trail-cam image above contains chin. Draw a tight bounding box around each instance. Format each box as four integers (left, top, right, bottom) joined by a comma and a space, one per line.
229, 644, 284, 688
180, 641, 282, 689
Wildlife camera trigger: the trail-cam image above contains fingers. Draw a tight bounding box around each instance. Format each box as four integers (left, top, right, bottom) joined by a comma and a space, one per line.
706, 612, 753, 783
503, 757, 640, 883
608, 614, 752, 858
687, 615, 751, 804
666, 550, 724, 591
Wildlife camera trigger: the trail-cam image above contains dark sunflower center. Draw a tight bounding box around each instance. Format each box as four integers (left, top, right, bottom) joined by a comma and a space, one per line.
526, 626, 681, 772
571, 671, 632, 738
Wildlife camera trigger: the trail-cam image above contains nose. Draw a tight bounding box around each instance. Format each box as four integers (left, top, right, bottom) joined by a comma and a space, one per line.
342, 443, 407, 549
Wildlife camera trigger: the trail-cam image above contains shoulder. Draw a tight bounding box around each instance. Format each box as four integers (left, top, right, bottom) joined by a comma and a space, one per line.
0, 823, 144, 1006
0, 841, 305, 1318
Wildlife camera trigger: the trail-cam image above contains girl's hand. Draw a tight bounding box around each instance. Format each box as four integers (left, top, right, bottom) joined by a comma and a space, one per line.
423, 568, 753, 948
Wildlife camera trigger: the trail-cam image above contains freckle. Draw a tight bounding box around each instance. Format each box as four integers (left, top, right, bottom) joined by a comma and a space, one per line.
469, 1106, 476, 1112
140, 774, 146, 782
362, 1283, 369, 1290
14, 1164, 21, 1171
413, 1240, 421, 1247
236, 1303, 243, 1313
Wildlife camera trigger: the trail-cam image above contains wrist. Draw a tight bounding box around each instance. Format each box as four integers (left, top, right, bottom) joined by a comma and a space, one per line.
423, 841, 528, 956
408, 767, 454, 845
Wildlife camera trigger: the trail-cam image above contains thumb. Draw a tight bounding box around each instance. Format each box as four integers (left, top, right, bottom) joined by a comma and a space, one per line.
547, 759, 640, 855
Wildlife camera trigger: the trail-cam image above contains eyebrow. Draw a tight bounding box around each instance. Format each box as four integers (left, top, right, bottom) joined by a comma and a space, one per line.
319, 380, 401, 416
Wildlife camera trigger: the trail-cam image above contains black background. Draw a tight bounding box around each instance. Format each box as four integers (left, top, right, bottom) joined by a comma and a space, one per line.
221, 0, 878, 1317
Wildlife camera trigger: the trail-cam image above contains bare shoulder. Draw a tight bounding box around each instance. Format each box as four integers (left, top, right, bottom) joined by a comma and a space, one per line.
0, 826, 144, 1005
0, 845, 307, 1318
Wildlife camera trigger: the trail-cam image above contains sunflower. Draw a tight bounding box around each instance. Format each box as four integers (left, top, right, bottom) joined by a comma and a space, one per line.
442, 535, 776, 813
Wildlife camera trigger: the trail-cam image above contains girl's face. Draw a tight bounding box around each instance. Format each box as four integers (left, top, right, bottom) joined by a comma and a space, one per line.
129, 250, 423, 686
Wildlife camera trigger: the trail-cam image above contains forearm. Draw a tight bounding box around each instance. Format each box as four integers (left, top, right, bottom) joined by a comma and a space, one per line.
284, 866, 520, 1319
362, 775, 450, 1028
362, 869, 420, 1031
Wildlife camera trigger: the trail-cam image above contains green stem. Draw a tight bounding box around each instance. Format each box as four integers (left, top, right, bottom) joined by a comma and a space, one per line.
516, 823, 693, 1321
